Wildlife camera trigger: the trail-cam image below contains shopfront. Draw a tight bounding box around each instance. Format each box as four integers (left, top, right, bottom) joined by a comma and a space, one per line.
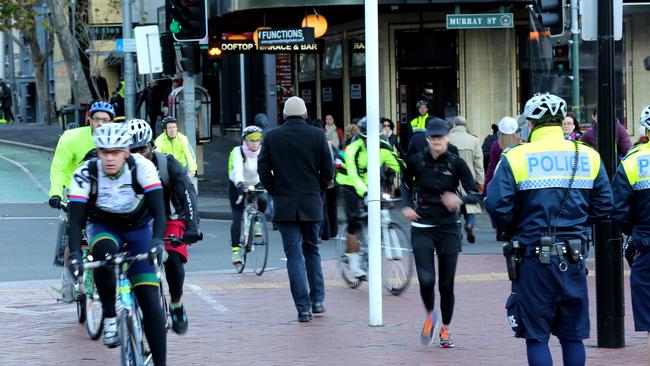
211, 1, 650, 143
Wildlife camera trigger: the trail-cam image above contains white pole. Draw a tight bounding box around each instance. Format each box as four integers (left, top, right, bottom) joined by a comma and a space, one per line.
240, 54, 247, 127
183, 71, 198, 191
365, 0, 382, 327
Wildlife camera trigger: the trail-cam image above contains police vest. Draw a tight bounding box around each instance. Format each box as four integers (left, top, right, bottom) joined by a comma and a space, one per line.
621, 143, 650, 191
503, 128, 601, 191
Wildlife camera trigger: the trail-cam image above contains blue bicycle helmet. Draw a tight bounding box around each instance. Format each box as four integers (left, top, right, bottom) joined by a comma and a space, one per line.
89, 101, 115, 119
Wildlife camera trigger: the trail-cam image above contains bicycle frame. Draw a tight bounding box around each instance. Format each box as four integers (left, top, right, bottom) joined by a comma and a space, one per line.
84, 251, 158, 366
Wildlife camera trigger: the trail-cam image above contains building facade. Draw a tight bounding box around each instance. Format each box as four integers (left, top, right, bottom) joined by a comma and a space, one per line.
211, 0, 650, 144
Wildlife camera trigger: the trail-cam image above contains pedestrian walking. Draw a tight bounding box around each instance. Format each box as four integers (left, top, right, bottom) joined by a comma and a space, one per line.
0, 79, 14, 123
402, 117, 479, 348
258, 96, 334, 322
448, 116, 484, 243
136, 80, 163, 135
406, 116, 459, 159
486, 93, 613, 366
484, 117, 521, 195
611, 104, 650, 366
92, 69, 109, 100
324, 114, 342, 148
481, 123, 499, 172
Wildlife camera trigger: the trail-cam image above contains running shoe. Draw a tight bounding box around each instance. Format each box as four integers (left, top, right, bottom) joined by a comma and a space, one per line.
170, 304, 188, 335
465, 224, 476, 244
439, 326, 455, 348
231, 247, 243, 265
420, 312, 434, 345
103, 317, 120, 348
347, 252, 367, 278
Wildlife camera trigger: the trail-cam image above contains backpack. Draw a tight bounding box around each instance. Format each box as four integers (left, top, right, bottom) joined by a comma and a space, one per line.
87, 155, 143, 205
153, 151, 170, 189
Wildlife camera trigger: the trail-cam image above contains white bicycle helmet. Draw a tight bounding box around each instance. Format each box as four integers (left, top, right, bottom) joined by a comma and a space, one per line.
640, 105, 650, 130
523, 92, 567, 122
93, 123, 132, 149
126, 119, 153, 148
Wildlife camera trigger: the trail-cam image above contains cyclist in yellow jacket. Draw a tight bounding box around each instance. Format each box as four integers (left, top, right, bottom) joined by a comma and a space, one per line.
48, 101, 115, 303
48, 101, 115, 208
154, 116, 197, 177
335, 117, 403, 277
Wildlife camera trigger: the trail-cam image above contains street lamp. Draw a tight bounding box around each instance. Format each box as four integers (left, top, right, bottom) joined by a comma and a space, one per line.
301, 13, 328, 38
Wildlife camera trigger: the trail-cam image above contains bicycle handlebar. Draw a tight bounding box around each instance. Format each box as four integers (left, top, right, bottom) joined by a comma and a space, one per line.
235, 185, 267, 205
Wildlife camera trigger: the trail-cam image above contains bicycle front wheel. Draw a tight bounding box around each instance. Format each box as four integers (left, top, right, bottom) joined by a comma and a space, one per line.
120, 311, 144, 366
85, 268, 103, 340
381, 223, 414, 296
248, 213, 269, 276
236, 216, 247, 274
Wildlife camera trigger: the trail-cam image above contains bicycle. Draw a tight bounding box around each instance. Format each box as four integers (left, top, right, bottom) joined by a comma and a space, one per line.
84, 248, 162, 366
58, 202, 103, 340
234, 185, 269, 276
336, 192, 414, 295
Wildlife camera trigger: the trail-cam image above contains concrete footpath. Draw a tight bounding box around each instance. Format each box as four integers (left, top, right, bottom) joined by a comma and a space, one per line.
0, 255, 644, 365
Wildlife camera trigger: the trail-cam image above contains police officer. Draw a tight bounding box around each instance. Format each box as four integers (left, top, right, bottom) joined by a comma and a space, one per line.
486, 93, 613, 366
611, 104, 650, 365
410, 100, 430, 134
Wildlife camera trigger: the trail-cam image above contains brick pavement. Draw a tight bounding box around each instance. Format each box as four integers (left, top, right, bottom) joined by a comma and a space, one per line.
0, 255, 645, 365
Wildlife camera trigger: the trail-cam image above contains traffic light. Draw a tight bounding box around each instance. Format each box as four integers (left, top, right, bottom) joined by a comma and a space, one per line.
533, 0, 566, 37
166, 0, 208, 42
552, 44, 571, 76
159, 32, 177, 75
203, 43, 222, 75
180, 43, 201, 74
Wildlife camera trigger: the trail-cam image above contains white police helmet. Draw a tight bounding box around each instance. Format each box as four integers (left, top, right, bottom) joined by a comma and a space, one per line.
93, 123, 132, 149
640, 105, 650, 130
523, 92, 567, 122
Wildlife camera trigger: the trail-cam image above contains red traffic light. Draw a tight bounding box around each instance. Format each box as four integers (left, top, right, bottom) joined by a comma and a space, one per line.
553, 45, 567, 57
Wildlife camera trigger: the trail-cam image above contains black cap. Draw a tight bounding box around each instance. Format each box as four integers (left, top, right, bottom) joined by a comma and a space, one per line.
425, 117, 449, 137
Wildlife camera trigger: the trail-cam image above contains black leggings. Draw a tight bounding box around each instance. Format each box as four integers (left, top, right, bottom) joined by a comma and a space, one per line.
411, 227, 460, 325
228, 182, 268, 248
92, 240, 167, 365
164, 251, 185, 302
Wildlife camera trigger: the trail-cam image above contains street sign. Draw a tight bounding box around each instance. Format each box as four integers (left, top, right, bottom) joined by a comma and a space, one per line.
580, 0, 623, 41
134, 26, 163, 75
257, 28, 315, 46
446, 13, 514, 29
115, 38, 136, 53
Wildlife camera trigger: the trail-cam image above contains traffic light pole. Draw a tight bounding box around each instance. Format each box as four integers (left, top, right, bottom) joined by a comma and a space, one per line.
122, 0, 136, 119
594, 0, 625, 349
570, 0, 580, 122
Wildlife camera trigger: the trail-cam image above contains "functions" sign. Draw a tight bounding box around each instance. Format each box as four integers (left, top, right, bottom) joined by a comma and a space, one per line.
257, 28, 315, 46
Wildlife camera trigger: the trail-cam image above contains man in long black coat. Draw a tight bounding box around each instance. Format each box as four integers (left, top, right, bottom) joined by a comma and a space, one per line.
258, 96, 334, 322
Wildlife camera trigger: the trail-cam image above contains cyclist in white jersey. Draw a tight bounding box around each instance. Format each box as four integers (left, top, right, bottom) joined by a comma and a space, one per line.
66, 123, 168, 365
